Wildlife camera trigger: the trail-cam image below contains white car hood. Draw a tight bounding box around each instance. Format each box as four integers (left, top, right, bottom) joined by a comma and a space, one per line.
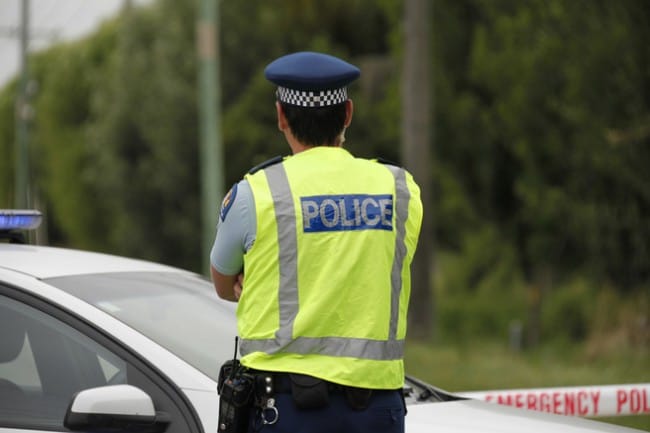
0, 244, 178, 278
406, 400, 642, 433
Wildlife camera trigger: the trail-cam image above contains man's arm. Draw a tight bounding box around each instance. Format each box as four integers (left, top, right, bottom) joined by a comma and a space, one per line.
209, 180, 256, 302
210, 267, 241, 302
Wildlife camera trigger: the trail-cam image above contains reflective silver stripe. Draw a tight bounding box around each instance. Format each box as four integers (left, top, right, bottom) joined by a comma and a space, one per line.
241, 336, 404, 361
385, 165, 410, 340
264, 164, 298, 344
240, 162, 410, 361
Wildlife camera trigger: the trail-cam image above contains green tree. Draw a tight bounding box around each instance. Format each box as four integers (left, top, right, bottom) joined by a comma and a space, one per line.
87, 0, 201, 269
28, 26, 116, 249
431, 0, 649, 343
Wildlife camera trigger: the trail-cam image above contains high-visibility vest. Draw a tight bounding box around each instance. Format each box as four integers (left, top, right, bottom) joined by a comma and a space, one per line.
238, 146, 422, 389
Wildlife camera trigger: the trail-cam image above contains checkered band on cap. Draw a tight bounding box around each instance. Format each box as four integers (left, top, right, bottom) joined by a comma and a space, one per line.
277, 86, 348, 107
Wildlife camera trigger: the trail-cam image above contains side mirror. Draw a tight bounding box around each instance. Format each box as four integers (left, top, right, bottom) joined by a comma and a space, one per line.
64, 384, 170, 432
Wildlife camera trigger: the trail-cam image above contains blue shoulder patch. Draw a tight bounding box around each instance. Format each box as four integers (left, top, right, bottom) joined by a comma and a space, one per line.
220, 183, 238, 221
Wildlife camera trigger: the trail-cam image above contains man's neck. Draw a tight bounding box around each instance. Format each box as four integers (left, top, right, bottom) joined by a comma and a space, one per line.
290, 141, 313, 154
288, 135, 344, 154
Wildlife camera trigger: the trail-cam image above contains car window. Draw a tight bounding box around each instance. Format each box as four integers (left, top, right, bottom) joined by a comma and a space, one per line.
0, 295, 126, 429
0, 293, 198, 432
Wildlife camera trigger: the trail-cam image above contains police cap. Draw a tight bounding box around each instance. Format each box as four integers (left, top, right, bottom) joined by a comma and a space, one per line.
265, 51, 360, 108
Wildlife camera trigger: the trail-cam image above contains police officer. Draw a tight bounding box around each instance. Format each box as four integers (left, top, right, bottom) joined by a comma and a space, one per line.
210, 51, 423, 433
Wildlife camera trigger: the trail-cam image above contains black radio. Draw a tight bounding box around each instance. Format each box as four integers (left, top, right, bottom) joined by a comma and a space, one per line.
217, 339, 255, 433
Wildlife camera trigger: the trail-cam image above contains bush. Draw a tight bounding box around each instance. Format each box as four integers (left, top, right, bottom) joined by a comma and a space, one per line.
436, 226, 526, 343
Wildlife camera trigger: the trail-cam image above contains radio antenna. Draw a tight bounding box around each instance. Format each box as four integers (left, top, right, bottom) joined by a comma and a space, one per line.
227, 336, 240, 380
232, 336, 239, 361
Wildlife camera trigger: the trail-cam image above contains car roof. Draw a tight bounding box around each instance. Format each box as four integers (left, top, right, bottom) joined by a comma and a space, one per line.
0, 243, 180, 279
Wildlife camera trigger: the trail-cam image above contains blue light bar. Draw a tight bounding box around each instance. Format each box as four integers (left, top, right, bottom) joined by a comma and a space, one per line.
0, 209, 43, 231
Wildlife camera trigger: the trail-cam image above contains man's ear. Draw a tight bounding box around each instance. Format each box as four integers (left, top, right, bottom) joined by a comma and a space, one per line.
276, 101, 289, 131
344, 99, 354, 127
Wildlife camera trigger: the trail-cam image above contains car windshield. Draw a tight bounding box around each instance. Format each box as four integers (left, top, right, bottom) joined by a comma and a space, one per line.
46, 271, 238, 382
46, 271, 454, 404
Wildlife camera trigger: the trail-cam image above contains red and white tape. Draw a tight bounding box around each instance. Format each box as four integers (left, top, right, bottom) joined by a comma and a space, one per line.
457, 383, 650, 417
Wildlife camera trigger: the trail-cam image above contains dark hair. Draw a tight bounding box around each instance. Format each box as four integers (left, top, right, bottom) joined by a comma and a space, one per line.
280, 102, 347, 146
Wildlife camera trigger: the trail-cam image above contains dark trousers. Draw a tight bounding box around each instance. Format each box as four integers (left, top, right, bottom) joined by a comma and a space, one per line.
248, 389, 405, 433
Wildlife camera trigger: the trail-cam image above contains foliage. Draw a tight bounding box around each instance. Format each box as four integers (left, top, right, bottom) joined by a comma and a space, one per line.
28, 25, 116, 250
432, 0, 650, 290
427, 0, 649, 342
0, 0, 647, 344
436, 227, 526, 341
85, 0, 202, 269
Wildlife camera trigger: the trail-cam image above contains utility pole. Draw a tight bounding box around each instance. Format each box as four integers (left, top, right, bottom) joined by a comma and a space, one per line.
2, 0, 59, 244
403, 0, 434, 339
197, 0, 223, 275
14, 0, 31, 209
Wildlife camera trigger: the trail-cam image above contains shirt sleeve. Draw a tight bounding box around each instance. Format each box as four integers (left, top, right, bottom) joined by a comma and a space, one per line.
209, 180, 256, 275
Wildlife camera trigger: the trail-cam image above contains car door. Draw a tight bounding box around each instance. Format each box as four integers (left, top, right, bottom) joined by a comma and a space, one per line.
0, 287, 203, 433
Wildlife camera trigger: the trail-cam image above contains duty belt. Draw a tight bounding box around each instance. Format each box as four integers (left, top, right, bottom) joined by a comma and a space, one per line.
250, 371, 376, 411
258, 372, 349, 394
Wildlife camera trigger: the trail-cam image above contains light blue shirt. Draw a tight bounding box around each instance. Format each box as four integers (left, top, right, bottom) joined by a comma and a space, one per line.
210, 180, 256, 275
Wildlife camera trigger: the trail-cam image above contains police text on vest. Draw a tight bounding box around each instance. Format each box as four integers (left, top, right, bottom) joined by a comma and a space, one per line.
301, 194, 393, 232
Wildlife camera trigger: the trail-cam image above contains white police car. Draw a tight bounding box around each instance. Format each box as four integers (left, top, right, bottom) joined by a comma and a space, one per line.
0, 210, 644, 432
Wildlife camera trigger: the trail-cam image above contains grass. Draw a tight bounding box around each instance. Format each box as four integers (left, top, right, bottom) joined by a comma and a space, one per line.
404, 338, 650, 431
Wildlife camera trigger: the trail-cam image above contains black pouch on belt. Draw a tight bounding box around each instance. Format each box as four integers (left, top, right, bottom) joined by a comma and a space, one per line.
289, 373, 330, 410
345, 386, 373, 411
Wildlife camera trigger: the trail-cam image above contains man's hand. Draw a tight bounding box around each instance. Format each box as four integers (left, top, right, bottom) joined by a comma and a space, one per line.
211, 266, 243, 302
233, 273, 244, 300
